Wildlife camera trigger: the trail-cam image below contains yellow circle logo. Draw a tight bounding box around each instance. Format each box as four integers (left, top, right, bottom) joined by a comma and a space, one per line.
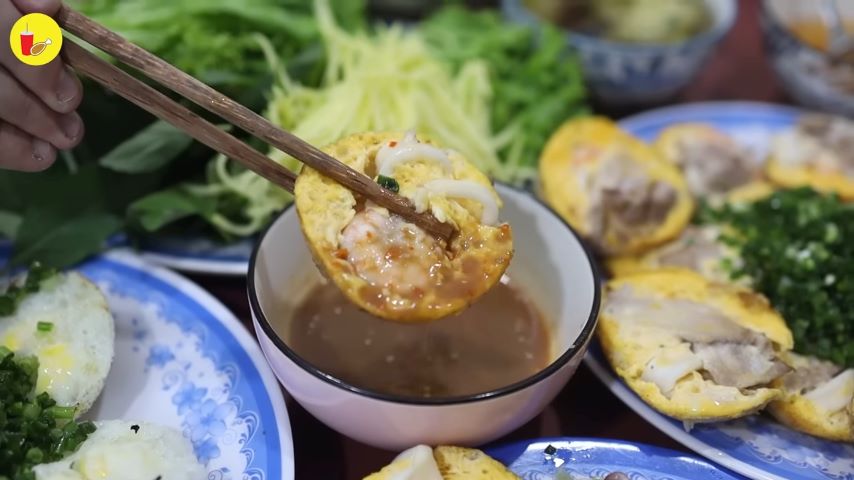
9, 13, 62, 66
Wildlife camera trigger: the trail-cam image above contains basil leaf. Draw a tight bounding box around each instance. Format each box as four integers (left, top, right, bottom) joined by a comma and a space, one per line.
99, 120, 193, 173
11, 209, 122, 269
128, 188, 217, 232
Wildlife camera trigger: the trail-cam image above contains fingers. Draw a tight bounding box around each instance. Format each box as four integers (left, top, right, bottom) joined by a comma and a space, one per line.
0, 0, 82, 114
0, 66, 83, 150
0, 122, 57, 172
10, 0, 61, 15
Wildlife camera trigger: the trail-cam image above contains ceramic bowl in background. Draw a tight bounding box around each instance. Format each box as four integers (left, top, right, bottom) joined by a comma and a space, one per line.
762, 0, 854, 117
501, 0, 737, 106
249, 185, 600, 450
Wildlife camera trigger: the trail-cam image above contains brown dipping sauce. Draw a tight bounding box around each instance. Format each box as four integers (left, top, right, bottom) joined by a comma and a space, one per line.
280, 279, 551, 398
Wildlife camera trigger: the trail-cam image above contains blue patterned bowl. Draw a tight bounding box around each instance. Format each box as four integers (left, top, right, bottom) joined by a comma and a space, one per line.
501, 0, 737, 106
762, 0, 854, 117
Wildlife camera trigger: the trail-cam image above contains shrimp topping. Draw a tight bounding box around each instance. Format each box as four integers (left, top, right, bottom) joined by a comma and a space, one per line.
340, 206, 446, 299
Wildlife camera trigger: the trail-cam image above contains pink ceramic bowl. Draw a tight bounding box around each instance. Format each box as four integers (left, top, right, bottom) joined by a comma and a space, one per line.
249, 185, 600, 450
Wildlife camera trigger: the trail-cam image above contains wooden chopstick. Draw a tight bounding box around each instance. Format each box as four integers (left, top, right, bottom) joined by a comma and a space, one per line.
56, 6, 454, 241
62, 41, 297, 193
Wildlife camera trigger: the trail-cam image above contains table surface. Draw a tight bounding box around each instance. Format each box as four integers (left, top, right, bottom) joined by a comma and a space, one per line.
193, 0, 790, 478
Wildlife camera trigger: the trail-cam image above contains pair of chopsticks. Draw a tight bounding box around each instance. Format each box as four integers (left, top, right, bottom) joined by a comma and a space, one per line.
56, 6, 455, 241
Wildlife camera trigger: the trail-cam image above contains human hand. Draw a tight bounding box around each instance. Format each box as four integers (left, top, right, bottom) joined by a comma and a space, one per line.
1, 0, 83, 171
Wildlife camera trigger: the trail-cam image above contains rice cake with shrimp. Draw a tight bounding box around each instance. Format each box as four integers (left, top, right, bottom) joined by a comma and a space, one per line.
653, 123, 773, 202
295, 131, 513, 323
767, 114, 854, 199
539, 117, 693, 256
768, 353, 854, 442
599, 269, 793, 422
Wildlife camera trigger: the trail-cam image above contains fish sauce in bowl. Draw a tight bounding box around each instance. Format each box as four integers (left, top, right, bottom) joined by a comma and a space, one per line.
278, 277, 551, 398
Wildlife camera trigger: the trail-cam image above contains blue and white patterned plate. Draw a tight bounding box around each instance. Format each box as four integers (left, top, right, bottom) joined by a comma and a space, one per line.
582, 102, 854, 480
139, 235, 255, 277
485, 437, 744, 480
74, 251, 293, 479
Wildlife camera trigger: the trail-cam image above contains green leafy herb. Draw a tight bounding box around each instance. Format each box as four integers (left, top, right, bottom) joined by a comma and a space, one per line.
702, 188, 854, 368
73, 0, 365, 96
11, 210, 122, 269
36, 322, 53, 333
376, 175, 400, 193
0, 263, 57, 317
422, 7, 588, 181
0, 348, 96, 480
128, 188, 218, 232
99, 121, 194, 173
0, 1, 367, 268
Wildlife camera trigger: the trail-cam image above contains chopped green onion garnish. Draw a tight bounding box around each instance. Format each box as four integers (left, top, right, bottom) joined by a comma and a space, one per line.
0, 262, 58, 317
0, 350, 95, 479
700, 188, 854, 367
36, 322, 53, 333
376, 175, 400, 193
46, 406, 76, 420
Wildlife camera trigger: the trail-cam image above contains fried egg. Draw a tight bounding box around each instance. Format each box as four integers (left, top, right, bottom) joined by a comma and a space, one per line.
295, 131, 513, 323
767, 114, 854, 199
654, 123, 771, 201
768, 353, 854, 442
599, 269, 793, 422
0, 272, 114, 416
33, 421, 205, 480
539, 117, 693, 255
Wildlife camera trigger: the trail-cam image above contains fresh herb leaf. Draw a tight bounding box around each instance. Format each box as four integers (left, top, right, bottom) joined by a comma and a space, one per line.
376, 175, 400, 193
422, 7, 587, 179
0, 163, 105, 215
12, 209, 122, 269
99, 120, 194, 173
75, 0, 366, 97
127, 188, 217, 231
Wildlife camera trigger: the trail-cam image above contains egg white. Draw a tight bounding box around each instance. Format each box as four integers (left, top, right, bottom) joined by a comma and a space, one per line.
0, 272, 114, 416
33, 421, 205, 480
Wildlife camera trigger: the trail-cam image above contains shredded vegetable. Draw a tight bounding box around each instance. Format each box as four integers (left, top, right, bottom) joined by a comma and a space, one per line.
193, 0, 506, 236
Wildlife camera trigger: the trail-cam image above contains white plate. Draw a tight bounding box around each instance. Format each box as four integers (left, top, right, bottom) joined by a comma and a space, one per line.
584, 101, 854, 480
75, 250, 293, 479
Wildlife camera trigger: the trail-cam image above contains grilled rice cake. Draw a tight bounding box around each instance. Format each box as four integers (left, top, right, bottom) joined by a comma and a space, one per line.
599, 269, 793, 422
433, 446, 519, 480
653, 123, 772, 202
539, 117, 693, 256
767, 114, 854, 200
769, 353, 854, 442
295, 131, 513, 322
